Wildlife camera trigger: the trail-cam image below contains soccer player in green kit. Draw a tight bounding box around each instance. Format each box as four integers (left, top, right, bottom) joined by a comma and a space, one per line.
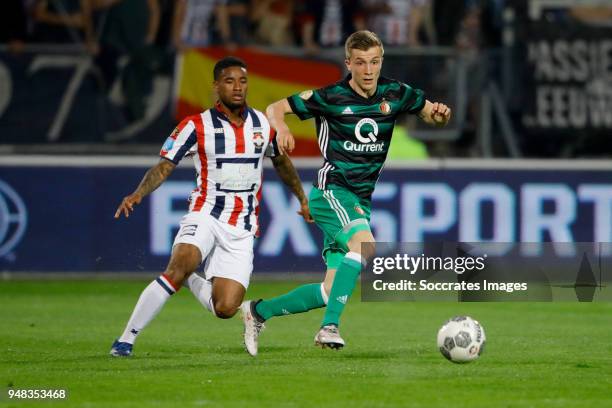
240, 30, 452, 354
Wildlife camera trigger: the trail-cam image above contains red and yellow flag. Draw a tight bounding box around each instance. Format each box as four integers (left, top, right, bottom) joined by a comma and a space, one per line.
174, 47, 342, 156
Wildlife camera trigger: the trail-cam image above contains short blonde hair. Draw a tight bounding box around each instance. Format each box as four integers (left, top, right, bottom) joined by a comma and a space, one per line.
344, 30, 384, 59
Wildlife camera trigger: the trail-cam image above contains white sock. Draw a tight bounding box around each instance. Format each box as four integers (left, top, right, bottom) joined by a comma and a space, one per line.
118, 275, 177, 344
186, 273, 214, 313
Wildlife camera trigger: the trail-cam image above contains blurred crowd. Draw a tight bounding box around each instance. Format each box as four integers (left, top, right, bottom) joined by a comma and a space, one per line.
0, 0, 511, 125
0, 0, 508, 55
2, 0, 611, 157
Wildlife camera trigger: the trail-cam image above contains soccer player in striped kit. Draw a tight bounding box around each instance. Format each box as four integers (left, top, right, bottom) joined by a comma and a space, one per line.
110, 57, 312, 357
241, 31, 451, 353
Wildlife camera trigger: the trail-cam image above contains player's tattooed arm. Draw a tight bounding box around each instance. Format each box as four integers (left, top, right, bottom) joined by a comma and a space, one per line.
135, 159, 176, 197
418, 100, 452, 127
271, 155, 314, 223
114, 159, 176, 218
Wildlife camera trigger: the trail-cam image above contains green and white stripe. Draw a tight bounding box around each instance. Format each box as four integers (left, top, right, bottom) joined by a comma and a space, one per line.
323, 190, 350, 226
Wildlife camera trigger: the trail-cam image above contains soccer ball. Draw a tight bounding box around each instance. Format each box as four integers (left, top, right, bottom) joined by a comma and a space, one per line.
437, 316, 486, 363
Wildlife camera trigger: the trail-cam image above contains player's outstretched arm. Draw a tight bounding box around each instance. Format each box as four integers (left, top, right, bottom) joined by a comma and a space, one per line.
418, 100, 452, 127
266, 99, 296, 155
115, 159, 176, 218
270, 154, 314, 223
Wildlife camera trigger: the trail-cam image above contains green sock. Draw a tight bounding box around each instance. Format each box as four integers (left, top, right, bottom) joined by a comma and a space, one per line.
322, 252, 362, 327
255, 283, 325, 321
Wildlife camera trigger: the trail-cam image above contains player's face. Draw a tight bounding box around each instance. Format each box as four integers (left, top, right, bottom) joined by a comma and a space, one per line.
345, 46, 383, 96
215, 66, 248, 110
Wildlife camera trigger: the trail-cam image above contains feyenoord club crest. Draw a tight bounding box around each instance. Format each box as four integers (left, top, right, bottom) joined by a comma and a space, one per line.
379, 100, 391, 114
252, 131, 264, 149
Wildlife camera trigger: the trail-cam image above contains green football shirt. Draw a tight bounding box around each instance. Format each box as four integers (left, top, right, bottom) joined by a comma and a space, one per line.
288, 74, 426, 200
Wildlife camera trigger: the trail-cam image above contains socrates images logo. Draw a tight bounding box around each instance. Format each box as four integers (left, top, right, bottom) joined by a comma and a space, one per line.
0, 180, 27, 258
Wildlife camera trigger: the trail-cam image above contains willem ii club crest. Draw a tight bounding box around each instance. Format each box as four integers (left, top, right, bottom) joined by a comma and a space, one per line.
252, 130, 264, 149
379, 100, 391, 115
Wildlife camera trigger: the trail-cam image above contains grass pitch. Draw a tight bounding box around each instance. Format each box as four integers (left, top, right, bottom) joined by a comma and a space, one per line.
1, 280, 611, 408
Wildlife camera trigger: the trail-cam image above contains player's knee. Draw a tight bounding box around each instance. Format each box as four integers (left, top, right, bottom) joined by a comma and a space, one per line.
361, 241, 376, 262
213, 300, 239, 319
347, 240, 376, 263
166, 244, 201, 283
164, 267, 191, 286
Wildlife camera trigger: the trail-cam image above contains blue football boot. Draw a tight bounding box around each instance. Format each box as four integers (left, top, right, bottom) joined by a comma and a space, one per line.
110, 339, 133, 357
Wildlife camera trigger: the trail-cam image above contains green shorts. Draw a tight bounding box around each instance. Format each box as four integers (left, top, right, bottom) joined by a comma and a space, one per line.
309, 185, 372, 269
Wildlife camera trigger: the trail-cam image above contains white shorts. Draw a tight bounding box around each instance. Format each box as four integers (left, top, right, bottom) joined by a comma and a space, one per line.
172, 211, 254, 289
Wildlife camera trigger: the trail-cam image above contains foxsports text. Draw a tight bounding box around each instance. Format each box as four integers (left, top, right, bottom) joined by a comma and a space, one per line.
0, 160, 610, 272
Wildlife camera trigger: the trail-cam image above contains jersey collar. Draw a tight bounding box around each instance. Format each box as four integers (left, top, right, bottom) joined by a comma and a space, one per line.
214, 101, 249, 126
343, 74, 382, 101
